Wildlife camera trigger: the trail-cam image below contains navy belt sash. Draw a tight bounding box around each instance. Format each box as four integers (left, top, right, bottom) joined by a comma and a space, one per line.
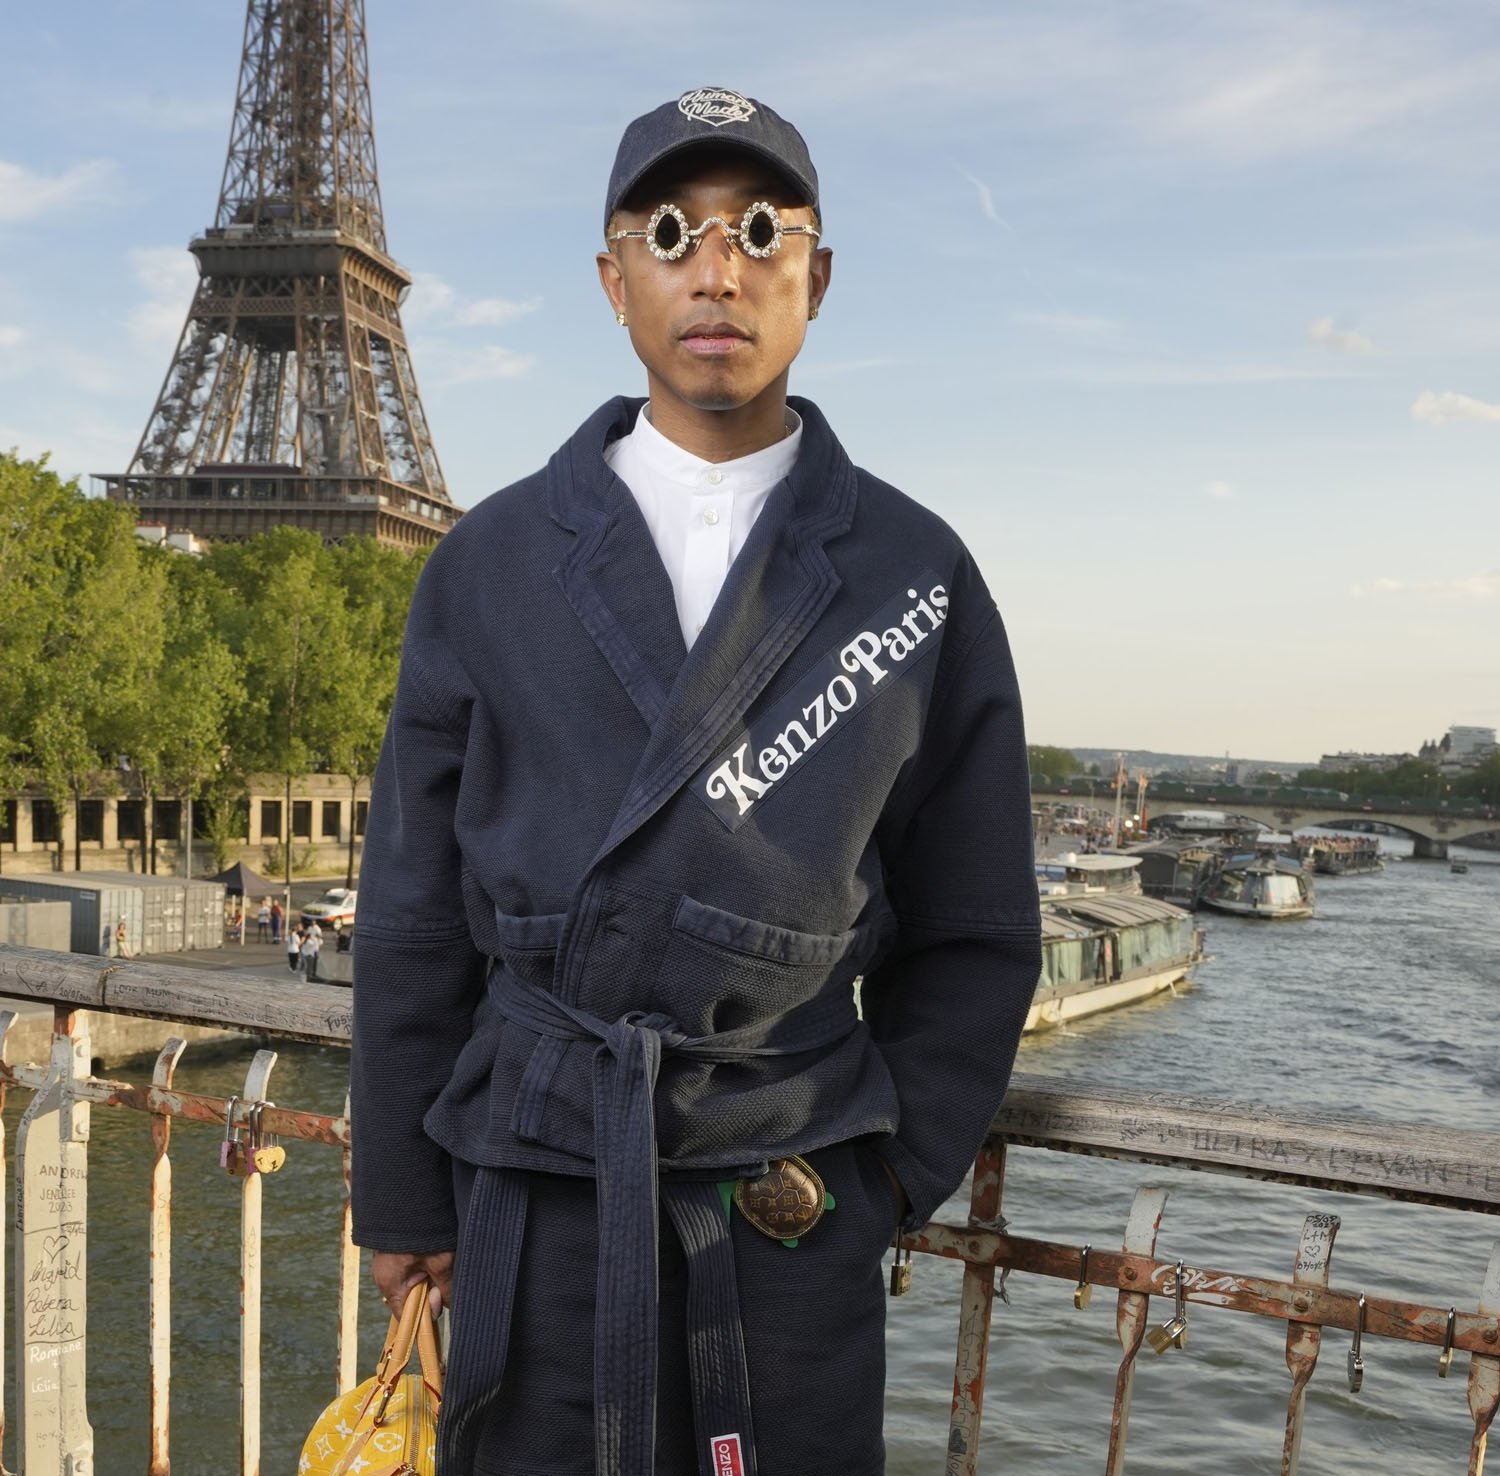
438, 972, 859, 1476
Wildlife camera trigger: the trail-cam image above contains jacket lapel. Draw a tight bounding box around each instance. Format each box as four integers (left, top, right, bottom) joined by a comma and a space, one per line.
592, 396, 859, 860
547, 400, 687, 729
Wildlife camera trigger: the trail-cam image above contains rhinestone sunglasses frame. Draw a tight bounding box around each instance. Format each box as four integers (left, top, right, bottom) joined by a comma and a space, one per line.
608, 201, 821, 262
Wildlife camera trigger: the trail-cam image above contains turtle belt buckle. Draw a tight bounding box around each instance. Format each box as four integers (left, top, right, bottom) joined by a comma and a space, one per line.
733, 1154, 828, 1246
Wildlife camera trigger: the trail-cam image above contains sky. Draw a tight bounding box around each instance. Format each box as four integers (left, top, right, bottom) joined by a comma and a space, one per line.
1, 0, 1497, 761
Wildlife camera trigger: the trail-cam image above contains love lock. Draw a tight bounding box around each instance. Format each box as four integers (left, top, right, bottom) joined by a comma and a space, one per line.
248, 1101, 286, 1175
1147, 1260, 1189, 1354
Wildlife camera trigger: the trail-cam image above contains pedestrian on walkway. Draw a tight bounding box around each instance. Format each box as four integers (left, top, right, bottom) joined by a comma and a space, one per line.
114, 917, 131, 960
270, 899, 283, 943
256, 898, 271, 942
301, 920, 323, 982
287, 923, 303, 973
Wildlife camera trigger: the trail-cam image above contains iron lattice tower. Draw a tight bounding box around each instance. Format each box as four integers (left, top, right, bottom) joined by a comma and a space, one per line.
100, 0, 458, 548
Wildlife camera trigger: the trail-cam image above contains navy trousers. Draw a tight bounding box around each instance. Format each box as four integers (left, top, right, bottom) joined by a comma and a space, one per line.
449, 1141, 900, 1476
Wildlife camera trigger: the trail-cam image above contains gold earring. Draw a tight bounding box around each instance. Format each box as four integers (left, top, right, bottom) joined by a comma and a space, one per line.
615, 311, 627, 327
808, 304, 819, 321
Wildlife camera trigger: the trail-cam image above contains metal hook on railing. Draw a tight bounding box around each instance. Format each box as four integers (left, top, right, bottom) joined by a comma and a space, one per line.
1346, 1294, 1366, 1392
1437, 1306, 1456, 1378
1147, 1260, 1189, 1353
1074, 1244, 1093, 1309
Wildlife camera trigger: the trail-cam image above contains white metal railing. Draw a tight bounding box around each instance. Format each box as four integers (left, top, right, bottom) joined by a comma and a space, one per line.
0, 944, 1496, 1474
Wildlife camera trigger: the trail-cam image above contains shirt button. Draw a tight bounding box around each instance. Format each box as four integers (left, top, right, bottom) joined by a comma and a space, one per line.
703, 508, 720, 526
707, 469, 724, 485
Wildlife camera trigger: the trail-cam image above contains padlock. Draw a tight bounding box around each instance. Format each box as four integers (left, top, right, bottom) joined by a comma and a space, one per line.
889, 1244, 913, 1297
220, 1095, 246, 1175
247, 1102, 286, 1176
1073, 1244, 1093, 1310
1147, 1260, 1189, 1354
1347, 1293, 1366, 1393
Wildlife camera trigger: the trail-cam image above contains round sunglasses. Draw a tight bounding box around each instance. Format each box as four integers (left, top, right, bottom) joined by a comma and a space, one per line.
609, 201, 821, 262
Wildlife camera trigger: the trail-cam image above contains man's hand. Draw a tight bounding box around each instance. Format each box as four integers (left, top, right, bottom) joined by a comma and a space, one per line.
372, 1248, 454, 1321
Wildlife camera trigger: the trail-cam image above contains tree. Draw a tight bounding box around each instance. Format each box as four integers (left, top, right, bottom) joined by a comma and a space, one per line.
325, 539, 426, 884
128, 554, 244, 875
0, 458, 166, 869
1027, 745, 1078, 786
205, 529, 352, 891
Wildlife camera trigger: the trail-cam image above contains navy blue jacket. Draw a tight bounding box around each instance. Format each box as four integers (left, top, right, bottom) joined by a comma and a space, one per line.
350, 396, 1041, 1252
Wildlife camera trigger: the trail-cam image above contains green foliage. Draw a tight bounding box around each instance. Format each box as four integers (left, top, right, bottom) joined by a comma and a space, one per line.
1027, 744, 1079, 784
0, 451, 429, 864
1295, 760, 1441, 799
0, 451, 167, 823
262, 840, 318, 879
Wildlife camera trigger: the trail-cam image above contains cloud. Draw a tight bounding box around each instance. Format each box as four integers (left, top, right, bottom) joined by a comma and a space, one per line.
0, 157, 116, 223
455, 296, 543, 328
0, 420, 140, 483
1013, 311, 1118, 337
0, 324, 22, 349
1206, 480, 1235, 499
1053, 360, 1362, 386
1411, 389, 1500, 425
100, 92, 227, 134
956, 167, 1007, 228
791, 5, 1500, 171
1307, 317, 1376, 355
126, 246, 198, 348
434, 344, 536, 384
1350, 571, 1499, 600
404, 271, 541, 330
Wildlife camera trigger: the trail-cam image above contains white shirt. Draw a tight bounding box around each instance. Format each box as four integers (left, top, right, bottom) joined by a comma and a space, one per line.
604, 404, 802, 649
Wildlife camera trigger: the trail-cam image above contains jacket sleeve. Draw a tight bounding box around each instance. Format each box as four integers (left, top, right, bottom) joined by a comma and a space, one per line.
349, 583, 488, 1252
861, 591, 1041, 1232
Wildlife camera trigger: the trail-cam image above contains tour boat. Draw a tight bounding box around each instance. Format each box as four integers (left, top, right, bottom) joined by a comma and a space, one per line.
1027, 893, 1209, 1032
1200, 853, 1315, 920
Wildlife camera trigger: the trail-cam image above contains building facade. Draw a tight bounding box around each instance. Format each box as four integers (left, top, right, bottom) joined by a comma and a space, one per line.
0, 774, 369, 880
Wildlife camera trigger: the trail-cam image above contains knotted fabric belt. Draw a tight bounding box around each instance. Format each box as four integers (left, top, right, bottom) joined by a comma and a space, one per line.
437, 973, 859, 1476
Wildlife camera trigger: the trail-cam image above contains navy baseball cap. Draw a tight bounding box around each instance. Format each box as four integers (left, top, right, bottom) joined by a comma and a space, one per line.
604, 87, 819, 230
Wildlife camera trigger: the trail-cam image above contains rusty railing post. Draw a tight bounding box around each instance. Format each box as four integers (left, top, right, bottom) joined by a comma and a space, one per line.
148, 1037, 187, 1475
1281, 1211, 1340, 1474
1469, 1241, 1500, 1474
945, 1139, 1008, 1476
238, 1048, 278, 1476
336, 1090, 359, 1395
16, 1006, 95, 1473
1105, 1185, 1169, 1476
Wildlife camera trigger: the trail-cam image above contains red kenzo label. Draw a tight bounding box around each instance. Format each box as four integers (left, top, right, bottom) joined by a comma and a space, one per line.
709, 1433, 745, 1475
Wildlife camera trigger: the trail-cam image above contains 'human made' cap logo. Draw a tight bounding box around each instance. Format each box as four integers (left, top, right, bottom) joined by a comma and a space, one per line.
678, 87, 756, 128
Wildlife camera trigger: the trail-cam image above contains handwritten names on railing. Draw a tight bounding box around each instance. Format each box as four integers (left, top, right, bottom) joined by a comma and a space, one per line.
993, 1074, 1500, 1213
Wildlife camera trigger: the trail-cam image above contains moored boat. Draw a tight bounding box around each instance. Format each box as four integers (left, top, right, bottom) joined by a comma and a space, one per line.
1299, 833, 1384, 876
1200, 852, 1315, 920
1126, 839, 1223, 909
1027, 893, 1208, 1031
1033, 853, 1142, 895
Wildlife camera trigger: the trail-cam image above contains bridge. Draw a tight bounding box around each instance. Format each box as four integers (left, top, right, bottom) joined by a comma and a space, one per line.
1033, 785, 1500, 860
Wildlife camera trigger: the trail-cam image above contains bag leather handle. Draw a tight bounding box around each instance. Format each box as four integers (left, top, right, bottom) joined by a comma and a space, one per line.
374, 1281, 445, 1404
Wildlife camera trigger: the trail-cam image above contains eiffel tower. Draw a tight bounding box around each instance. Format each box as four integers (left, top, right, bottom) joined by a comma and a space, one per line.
100, 0, 459, 549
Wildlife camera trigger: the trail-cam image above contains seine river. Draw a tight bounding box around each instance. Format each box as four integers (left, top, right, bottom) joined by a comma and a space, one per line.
2, 833, 1495, 1473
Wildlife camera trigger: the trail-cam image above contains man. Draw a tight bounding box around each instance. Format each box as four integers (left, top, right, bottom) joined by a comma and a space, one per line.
352, 87, 1040, 1476
301, 918, 323, 981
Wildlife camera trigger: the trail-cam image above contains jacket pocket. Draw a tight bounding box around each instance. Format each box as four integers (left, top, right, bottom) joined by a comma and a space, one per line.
492, 907, 565, 987
671, 895, 857, 967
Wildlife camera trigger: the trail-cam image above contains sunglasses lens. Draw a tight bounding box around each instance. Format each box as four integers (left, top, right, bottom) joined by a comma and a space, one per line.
745, 207, 779, 253
651, 210, 683, 255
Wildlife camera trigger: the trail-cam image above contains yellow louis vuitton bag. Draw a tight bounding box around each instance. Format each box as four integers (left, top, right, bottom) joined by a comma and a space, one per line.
301, 1281, 443, 1476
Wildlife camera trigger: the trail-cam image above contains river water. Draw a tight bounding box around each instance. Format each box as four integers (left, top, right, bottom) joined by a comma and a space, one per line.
3, 835, 1495, 1473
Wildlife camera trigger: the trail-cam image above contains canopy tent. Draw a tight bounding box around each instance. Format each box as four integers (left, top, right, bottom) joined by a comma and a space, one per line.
207, 861, 276, 898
